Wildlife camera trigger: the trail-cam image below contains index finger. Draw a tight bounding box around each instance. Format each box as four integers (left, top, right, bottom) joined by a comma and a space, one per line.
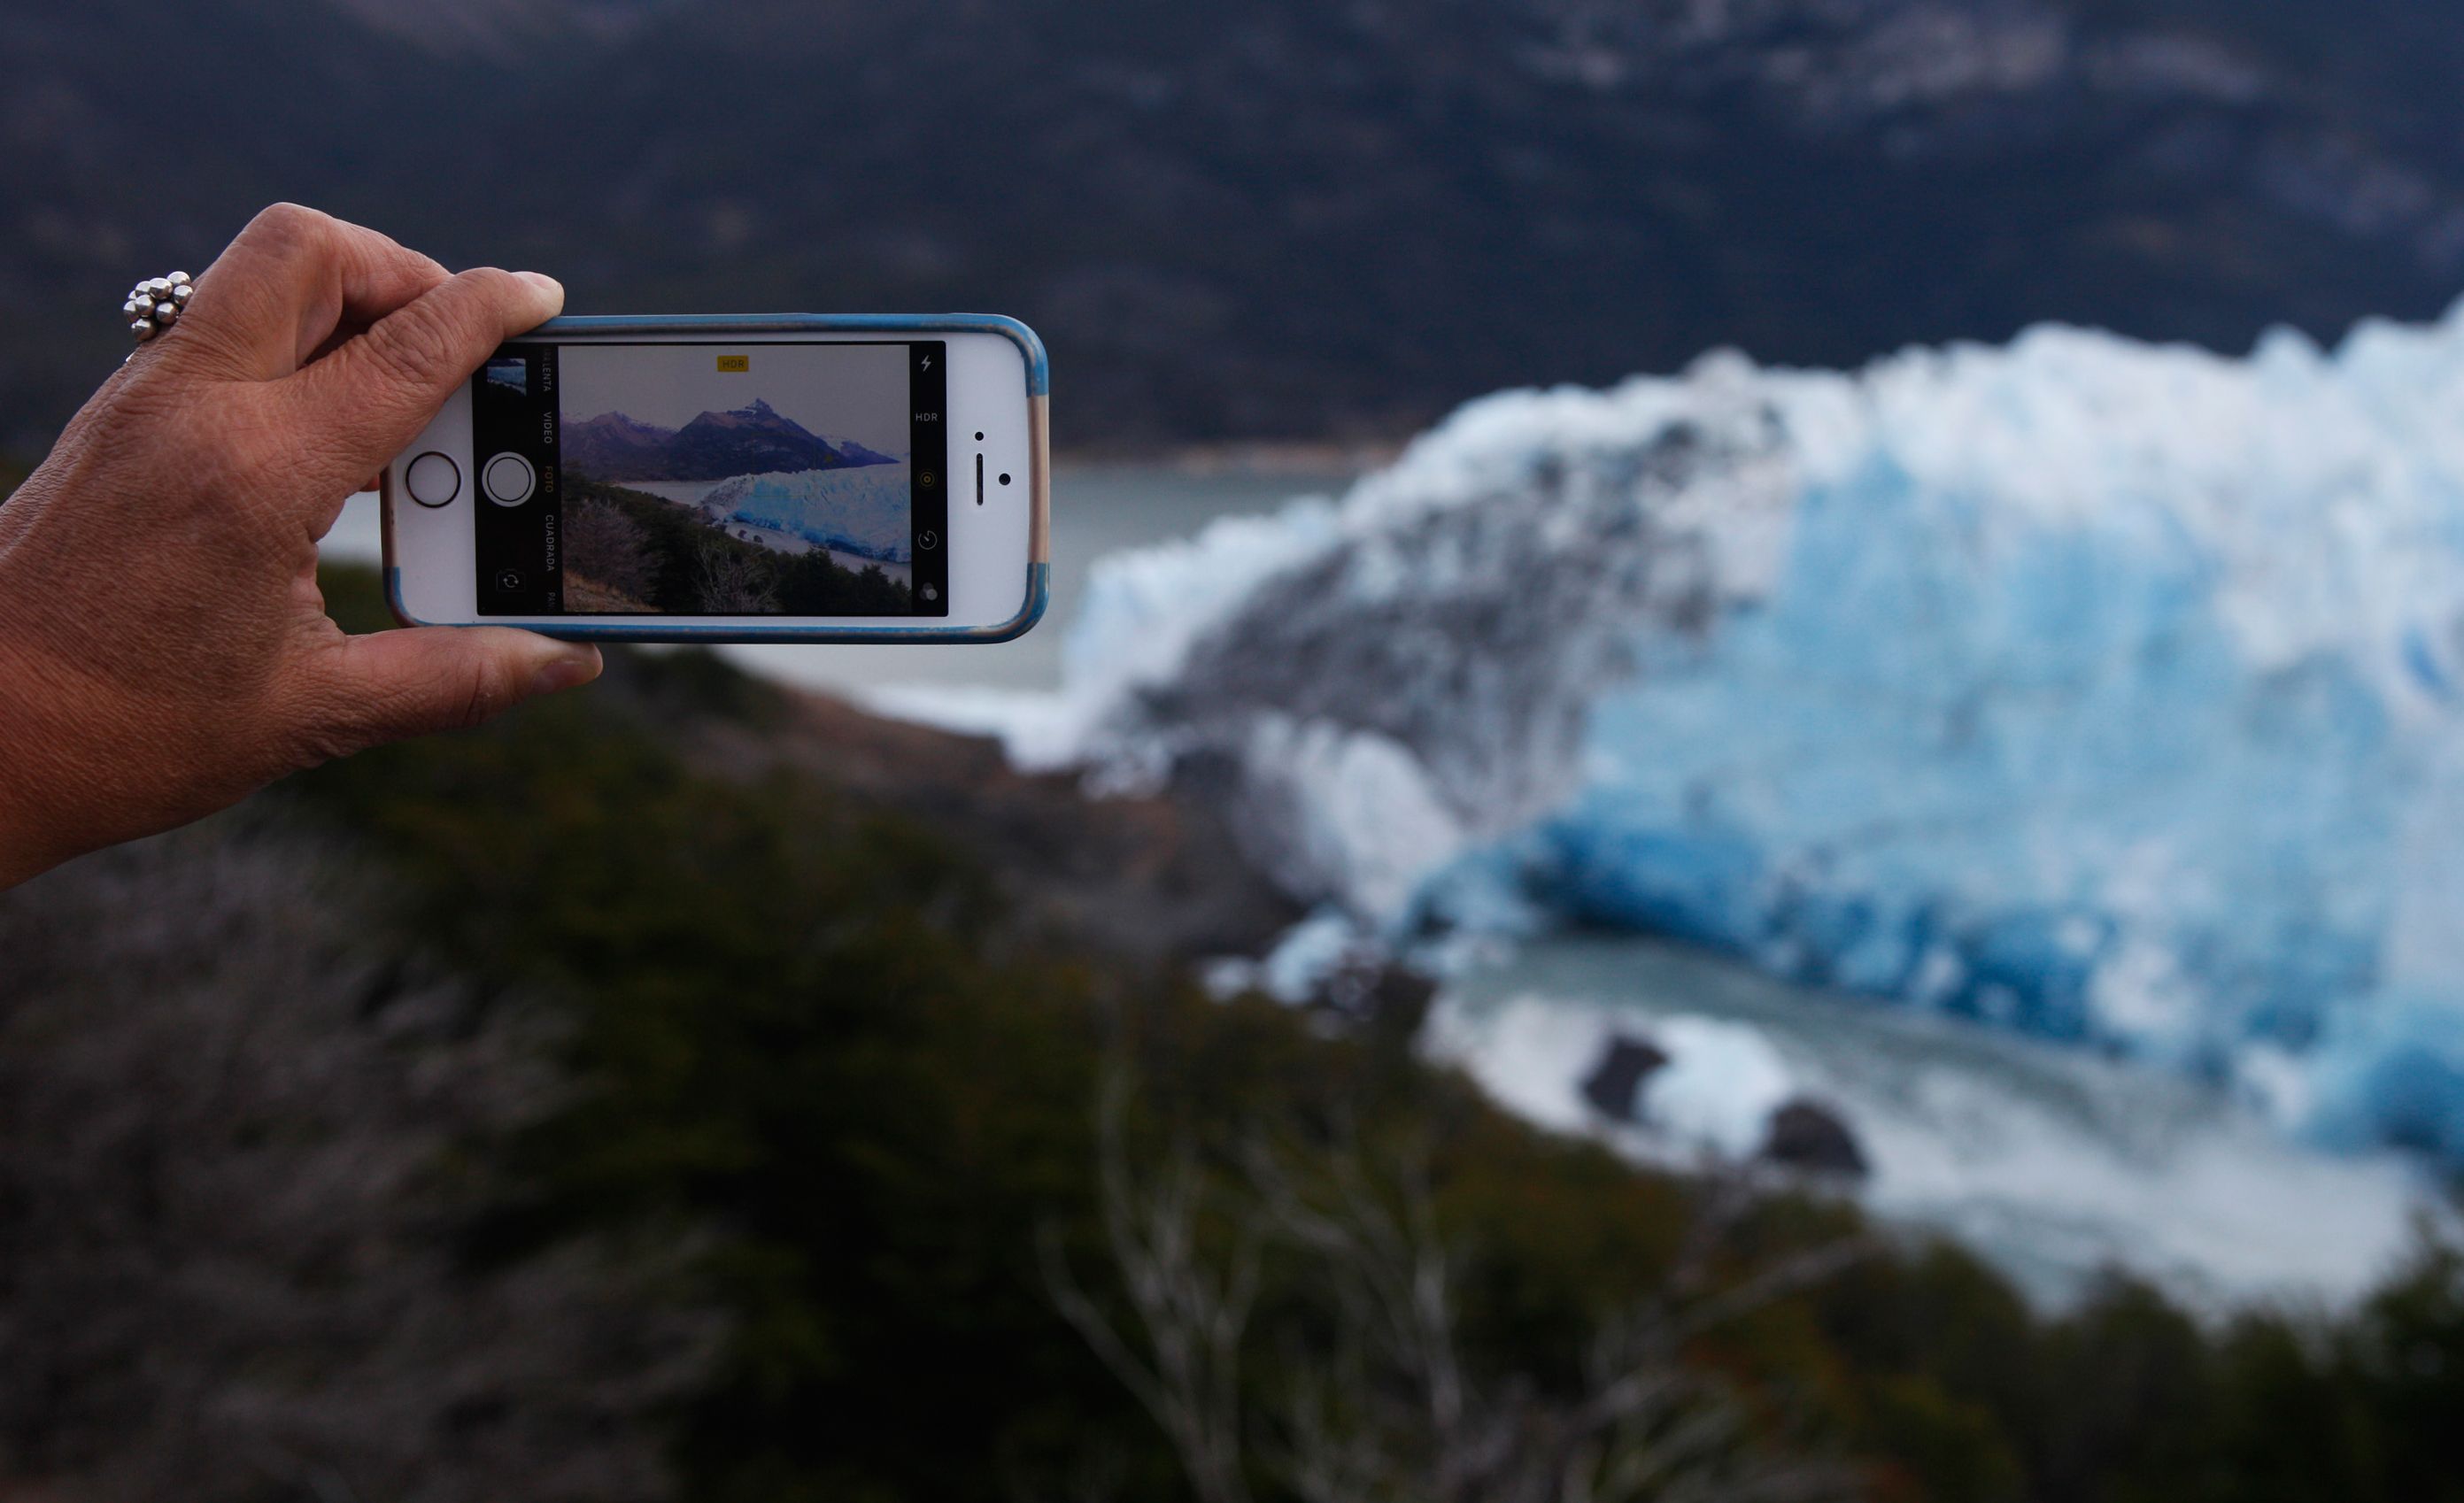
167, 203, 456, 381
280, 266, 565, 506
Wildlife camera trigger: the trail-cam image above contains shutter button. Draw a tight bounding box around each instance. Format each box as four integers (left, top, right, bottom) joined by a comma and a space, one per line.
483, 452, 537, 506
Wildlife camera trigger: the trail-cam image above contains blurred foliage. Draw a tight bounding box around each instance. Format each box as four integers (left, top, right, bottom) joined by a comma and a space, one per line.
0, 814, 709, 1503
271, 566, 2464, 1502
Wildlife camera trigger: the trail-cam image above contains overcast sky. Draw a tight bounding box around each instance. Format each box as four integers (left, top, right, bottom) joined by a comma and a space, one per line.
557, 341, 910, 451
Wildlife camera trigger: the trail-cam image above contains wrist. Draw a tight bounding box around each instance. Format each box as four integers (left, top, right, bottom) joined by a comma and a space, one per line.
0, 637, 85, 891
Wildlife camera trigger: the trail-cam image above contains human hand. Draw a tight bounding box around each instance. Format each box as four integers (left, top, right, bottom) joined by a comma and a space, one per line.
0, 204, 604, 890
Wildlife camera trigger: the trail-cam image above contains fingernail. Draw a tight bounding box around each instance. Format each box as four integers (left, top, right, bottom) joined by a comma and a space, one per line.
530, 647, 601, 697
514, 270, 565, 300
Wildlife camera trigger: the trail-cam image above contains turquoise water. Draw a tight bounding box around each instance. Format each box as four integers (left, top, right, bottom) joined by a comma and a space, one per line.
1429, 936, 2439, 1311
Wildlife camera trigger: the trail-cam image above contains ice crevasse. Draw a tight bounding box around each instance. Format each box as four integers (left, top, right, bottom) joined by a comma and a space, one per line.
1016, 304, 2464, 1164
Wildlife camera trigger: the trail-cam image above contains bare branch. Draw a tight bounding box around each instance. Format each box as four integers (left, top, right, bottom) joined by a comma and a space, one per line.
1054, 1079, 1868, 1503
1039, 1068, 1255, 1503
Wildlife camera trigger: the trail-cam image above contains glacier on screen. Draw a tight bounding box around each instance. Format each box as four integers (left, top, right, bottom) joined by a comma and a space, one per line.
706, 464, 913, 563
1034, 304, 2464, 1163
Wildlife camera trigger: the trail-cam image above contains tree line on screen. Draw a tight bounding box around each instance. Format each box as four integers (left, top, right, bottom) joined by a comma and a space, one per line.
563, 473, 910, 616
1, 565, 2460, 1503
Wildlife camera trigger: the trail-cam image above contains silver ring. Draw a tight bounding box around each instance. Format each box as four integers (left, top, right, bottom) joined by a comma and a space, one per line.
124, 271, 194, 347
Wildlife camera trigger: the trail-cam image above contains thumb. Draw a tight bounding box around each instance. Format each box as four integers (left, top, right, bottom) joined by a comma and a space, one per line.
304, 627, 603, 752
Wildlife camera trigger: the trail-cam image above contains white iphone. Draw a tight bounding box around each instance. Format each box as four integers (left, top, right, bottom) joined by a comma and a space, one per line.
382, 315, 1048, 642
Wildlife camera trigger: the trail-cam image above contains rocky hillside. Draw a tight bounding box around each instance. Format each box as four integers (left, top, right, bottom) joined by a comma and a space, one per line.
7, 0, 2464, 452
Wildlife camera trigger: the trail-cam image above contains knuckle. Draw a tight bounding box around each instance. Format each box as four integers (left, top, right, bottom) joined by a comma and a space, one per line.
279, 665, 385, 766
362, 296, 471, 393
243, 201, 333, 257
458, 266, 533, 325
451, 651, 531, 731
285, 708, 370, 768
296, 640, 514, 756
392, 663, 506, 738
453, 669, 499, 731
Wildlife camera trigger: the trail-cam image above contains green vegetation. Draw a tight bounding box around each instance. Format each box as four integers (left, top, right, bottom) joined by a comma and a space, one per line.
565, 474, 911, 616
11, 566, 2460, 1502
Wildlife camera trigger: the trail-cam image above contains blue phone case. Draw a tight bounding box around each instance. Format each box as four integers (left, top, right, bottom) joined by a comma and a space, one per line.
383, 312, 1050, 644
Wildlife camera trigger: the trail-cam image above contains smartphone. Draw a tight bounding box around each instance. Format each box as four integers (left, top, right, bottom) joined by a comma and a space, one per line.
382, 315, 1047, 642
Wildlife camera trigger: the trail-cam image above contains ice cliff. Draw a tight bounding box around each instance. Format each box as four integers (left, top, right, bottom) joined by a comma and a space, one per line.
707, 465, 913, 562
1031, 305, 2464, 1162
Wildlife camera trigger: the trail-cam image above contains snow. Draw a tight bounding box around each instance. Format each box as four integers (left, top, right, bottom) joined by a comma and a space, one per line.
1004, 300, 2464, 1168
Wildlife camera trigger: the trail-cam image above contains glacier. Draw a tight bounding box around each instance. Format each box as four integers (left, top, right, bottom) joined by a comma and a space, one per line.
1017, 304, 2464, 1165
705, 464, 913, 562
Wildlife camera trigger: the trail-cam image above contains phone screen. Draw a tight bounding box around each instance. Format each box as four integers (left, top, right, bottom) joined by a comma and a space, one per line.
468, 340, 947, 616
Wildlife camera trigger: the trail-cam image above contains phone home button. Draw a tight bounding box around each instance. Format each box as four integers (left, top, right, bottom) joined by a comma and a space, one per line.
483, 452, 537, 507
405, 451, 460, 508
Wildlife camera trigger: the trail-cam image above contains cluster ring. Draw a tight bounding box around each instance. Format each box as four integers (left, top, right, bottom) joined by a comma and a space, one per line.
125, 271, 194, 347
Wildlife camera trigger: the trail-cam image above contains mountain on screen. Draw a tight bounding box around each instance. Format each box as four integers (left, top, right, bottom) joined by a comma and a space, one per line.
820, 435, 901, 467
563, 399, 897, 482
561, 411, 676, 477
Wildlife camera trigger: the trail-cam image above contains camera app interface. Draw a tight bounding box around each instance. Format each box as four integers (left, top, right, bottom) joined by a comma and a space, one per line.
471, 340, 947, 616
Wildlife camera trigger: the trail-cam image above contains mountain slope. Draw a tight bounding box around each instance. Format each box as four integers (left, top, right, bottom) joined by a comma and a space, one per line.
8, 0, 2464, 450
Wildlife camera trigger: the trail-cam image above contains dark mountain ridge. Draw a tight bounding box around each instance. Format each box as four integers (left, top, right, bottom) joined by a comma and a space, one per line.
8, 0, 2464, 451
564, 397, 888, 482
